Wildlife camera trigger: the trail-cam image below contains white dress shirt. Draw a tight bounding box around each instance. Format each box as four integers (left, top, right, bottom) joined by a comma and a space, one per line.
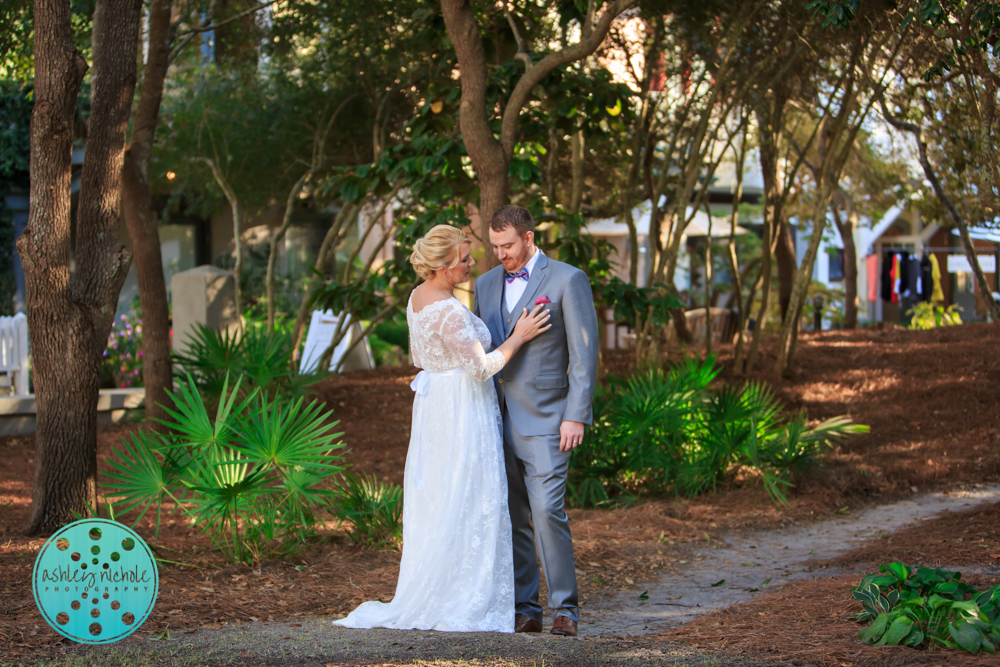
504, 247, 543, 312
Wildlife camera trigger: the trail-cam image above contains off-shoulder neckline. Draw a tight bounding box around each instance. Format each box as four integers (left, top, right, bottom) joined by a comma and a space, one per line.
408, 294, 461, 316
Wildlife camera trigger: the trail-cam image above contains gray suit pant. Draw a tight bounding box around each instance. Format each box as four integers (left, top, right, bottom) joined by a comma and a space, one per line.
502, 408, 579, 623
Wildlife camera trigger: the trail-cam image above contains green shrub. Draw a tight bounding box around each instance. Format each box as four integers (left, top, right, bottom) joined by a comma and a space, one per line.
173, 318, 326, 401
103, 374, 345, 564
331, 472, 403, 548
569, 354, 867, 508
369, 316, 409, 366
908, 302, 963, 330
852, 562, 1000, 654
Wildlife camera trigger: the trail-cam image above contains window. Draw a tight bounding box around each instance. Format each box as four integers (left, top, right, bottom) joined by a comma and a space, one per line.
829, 249, 845, 281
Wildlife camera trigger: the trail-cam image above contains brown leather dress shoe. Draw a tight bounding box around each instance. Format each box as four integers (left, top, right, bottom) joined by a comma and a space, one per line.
550, 615, 578, 637
514, 613, 543, 633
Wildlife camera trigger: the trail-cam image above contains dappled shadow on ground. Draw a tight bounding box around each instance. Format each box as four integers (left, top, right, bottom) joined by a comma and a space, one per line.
2, 324, 999, 662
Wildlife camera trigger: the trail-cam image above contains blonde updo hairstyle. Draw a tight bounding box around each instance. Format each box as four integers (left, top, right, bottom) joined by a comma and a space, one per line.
409, 225, 469, 281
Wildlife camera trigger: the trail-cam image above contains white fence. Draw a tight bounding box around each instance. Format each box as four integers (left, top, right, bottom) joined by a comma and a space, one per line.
0, 313, 30, 395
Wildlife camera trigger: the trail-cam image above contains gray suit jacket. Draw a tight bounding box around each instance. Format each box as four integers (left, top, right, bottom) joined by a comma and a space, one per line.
473, 252, 599, 437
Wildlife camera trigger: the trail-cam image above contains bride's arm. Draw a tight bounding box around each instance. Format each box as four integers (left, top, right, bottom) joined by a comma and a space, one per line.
438, 302, 550, 382
407, 310, 422, 368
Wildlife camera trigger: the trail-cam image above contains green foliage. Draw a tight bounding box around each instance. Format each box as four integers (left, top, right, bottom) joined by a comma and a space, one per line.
103, 374, 345, 564
569, 355, 868, 508
852, 562, 1000, 654
102, 312, 143, 388
907, 302, 963, 329
331, 472, 403, 549
545, 211, 681, 331
370, 316, 409, 366
0, 201, 16, 316
0, 80, 31, 181
173, 318, 326, 401
805, 0, 859, 30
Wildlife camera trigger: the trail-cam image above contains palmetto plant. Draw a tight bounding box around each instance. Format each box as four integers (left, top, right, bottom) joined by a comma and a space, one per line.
173, 318, 326, 402
331, 472, 404, 549
104, 374, 345, 564
569, 354, 868, 508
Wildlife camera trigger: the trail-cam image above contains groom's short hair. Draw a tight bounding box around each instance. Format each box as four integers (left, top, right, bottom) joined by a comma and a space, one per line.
489, 205, 535, 237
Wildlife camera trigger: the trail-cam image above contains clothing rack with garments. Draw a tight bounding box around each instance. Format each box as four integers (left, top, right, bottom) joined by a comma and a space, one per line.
875, 246, 958, 253
866, 249, 945, 318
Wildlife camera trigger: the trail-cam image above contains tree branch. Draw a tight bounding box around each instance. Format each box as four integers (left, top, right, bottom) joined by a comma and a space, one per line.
499, 0, 640, 162
176, 0, 279, 35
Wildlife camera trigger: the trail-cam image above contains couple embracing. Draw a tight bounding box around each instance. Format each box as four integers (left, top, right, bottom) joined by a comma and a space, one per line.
334, 205, 599, 636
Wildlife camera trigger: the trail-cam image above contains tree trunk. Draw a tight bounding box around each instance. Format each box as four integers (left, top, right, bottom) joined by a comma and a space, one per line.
774, 197, 827, 375
21, 0, 141, 535
439, 0, 508, 268
831, 188, 858, 329
198, 157, 243, 314
440, 0, 638, 269
569, 129, 585, 215
775, 214, 796, 319
122, 0, 173, 426
744, 93, 786, 374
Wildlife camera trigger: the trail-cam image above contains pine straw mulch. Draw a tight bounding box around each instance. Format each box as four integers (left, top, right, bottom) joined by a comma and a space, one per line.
3, 324, 1000, 661
821, 496, 1000, 570
660, 499, 1000, 667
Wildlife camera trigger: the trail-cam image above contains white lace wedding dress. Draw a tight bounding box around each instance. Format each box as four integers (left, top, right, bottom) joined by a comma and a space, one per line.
333, 296, 514, 633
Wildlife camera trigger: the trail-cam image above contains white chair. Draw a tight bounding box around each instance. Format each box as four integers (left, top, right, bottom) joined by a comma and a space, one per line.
0, 313, 30, 395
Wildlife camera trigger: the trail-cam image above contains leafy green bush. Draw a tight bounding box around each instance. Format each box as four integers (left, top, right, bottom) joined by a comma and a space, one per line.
104, 374, 345, 564
851, 562, 1000, 654
331, 472, 403, 548
569, 355, 867, 508
908, 302, 963, 330
173, 318, 326, 401
369, 316, 410, 366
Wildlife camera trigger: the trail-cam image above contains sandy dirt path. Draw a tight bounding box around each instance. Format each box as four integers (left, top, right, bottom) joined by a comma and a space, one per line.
581, 484, 1000, 637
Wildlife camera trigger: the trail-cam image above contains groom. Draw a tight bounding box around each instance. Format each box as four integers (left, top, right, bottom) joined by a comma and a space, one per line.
474, 205, 599, 637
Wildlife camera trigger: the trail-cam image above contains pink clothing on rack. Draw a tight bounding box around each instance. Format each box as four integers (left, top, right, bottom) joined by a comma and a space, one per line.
866, 254, 879, 302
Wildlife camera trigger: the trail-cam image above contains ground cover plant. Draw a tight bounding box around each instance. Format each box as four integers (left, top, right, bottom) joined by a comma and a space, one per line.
907, 302, 964, 330
570, 354, 868, 508
851, 562, 1000, 654
172, 319, 327, 400
104, 374, 346, 564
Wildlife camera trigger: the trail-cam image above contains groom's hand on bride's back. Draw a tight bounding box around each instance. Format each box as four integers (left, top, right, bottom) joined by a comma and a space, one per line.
559, 420, 584, 452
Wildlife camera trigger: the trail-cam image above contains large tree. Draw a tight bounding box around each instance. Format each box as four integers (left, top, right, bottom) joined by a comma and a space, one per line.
21, 0, 143, 534
439, 0, 639, 257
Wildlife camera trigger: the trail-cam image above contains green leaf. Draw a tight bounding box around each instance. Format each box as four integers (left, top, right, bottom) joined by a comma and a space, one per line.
903, 628, 925, 647
103, 431, 179, 536
859, 613, 890, 644
884, 616, 914, 645
638, 591, 649, 601
949, 621, 984, 653
881, 562, 910, 584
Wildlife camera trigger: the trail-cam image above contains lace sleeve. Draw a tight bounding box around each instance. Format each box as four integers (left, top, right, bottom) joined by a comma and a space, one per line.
406, 308, 422, 368
437, 302, 505, 381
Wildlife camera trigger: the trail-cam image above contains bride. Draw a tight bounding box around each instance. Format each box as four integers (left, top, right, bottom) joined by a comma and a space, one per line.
333, 224, 551, 633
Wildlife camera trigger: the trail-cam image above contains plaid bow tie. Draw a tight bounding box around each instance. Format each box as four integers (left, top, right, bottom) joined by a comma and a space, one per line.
505, 268, 529, 284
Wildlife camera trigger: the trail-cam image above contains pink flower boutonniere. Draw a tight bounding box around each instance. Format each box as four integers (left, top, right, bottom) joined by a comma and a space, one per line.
535, 296, 551, 305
